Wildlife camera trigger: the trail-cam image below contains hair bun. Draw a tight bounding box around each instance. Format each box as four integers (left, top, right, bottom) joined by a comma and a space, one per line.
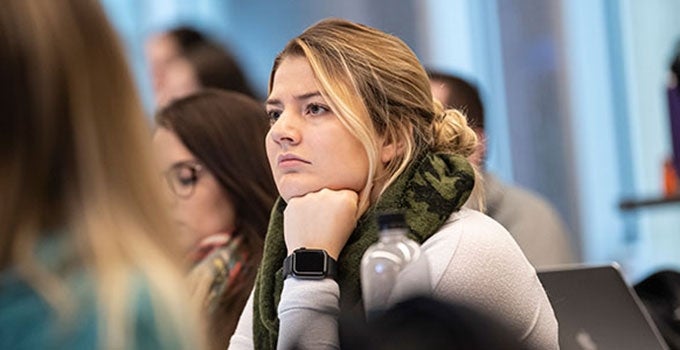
430, 101, 478, 157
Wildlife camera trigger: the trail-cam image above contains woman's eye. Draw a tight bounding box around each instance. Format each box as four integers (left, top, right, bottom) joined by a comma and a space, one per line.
177, 176, 195, 186
175, 169, 196, 186
307, 103, 328, 116
267, 110, 281, 122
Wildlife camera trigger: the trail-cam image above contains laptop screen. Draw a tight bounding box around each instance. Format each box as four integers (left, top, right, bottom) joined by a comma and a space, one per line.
538, 264, 668, 350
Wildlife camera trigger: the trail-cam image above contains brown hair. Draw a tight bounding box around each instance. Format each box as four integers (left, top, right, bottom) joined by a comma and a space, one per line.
0, 0, 202, 348
427, 70, 485, 130
184, 41, 258, 99
167, 27, 257, 99
156, 89, 277, 347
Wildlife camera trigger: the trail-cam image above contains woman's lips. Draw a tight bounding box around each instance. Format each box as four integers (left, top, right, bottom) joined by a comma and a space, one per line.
277, 154, 310, 168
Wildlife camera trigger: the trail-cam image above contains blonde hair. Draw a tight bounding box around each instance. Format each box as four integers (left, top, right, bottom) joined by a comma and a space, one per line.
270, 18, 480, 207
0, 0, 202, 348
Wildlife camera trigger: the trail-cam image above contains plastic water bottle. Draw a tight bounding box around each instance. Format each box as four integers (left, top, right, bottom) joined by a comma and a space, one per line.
360, 212, 431, 320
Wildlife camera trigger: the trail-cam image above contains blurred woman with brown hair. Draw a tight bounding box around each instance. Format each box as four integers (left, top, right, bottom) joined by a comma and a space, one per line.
0, 0, 203, 349
154, 89, 277, 348
146, 27, 257, 108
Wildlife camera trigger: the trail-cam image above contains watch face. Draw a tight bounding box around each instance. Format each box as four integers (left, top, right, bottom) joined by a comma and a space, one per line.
293, 250, 326, 276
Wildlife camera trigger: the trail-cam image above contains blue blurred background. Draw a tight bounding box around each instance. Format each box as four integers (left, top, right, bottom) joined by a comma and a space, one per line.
100, 0, 680, 282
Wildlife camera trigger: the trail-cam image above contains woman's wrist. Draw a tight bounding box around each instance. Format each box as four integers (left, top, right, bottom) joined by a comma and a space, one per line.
287, 245, 340, 261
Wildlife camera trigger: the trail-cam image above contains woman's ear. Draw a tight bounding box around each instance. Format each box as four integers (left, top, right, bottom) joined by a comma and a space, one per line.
380, 134, 405, 163
380, 126, 410, 163
381, 140, 397, 163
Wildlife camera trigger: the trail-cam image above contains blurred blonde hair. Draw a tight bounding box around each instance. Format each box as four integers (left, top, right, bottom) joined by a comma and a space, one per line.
0, 0, 203, 348
269, 18, 480, 208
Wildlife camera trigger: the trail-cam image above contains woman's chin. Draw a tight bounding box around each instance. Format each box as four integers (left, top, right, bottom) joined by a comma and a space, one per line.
277, 181, 322, 202
280, 188, 315, 202
185, 233, 231, 264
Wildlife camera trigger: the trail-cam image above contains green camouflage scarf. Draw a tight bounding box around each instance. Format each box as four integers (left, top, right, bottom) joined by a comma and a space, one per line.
252, 152, 475, 349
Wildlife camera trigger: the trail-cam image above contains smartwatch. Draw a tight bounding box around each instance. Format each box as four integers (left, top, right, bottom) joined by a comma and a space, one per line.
282, 247, 338, 280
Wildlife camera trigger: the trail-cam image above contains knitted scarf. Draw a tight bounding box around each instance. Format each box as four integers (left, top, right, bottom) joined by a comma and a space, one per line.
252, 152, 475, 349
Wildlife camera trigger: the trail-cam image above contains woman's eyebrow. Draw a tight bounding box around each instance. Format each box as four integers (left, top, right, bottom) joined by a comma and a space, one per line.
265, 91, 322, 107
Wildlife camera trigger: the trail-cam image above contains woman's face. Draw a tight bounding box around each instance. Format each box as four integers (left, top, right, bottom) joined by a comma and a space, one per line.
157, 56, 201, 108
265, 56, 371, 202
146, 34, 200, 108
152, 127, 237, 251
146, 34, 178, 93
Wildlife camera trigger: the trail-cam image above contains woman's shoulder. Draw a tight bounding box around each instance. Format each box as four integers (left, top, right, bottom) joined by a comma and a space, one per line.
189, 234, 249, 312
423, 207, 517, 252
0, 266, 187, 350
423, 207, 535, 293
423, 209, 558, 348
0, 268, 98, 350
445, 207, 510, 232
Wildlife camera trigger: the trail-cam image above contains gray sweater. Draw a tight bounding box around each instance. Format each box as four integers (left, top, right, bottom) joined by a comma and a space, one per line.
229, 208, 559, 349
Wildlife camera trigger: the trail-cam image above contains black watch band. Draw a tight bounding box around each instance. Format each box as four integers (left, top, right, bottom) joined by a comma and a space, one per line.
282, 247, 338, 280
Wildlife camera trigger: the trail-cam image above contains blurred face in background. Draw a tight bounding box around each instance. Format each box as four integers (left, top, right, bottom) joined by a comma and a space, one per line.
146, 34, 200, 108
429, 78, 486, 167
152, 127, 236, 253
158, 56, 200, 108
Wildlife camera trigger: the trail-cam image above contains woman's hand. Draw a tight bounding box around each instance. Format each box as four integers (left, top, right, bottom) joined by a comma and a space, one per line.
284, 188, 359, 260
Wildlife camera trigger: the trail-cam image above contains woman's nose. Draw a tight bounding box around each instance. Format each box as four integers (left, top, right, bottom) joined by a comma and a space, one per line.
269, 111, 301, 146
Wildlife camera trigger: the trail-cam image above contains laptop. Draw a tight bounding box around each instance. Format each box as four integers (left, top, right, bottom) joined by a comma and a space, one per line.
538, 264, 668, 350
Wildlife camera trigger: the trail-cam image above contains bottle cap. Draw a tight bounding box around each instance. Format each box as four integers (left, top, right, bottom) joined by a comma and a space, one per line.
377, 212, 407, 230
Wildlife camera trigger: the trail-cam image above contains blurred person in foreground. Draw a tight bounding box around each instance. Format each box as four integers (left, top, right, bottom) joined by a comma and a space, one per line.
0, 0, 204, 349
339, 296, 526, 350
429, 70, 577, 267
154, 89, 277, 349
146, 26, 257, 108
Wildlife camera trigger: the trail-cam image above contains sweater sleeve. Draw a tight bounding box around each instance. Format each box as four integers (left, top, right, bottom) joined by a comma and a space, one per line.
228, 279, 341, 350
423, 209, 559, 350
276, 278, 341, 349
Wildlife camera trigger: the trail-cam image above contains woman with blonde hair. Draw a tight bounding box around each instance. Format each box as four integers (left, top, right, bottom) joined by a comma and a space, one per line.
229, 18, 558, 349
0, 0, 203, 348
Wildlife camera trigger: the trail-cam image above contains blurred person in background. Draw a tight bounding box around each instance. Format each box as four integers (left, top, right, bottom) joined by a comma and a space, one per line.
153, 89, 277, 349
0, 0, 204, 349
429, 70, 577, 267
146, 26, 257, 108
